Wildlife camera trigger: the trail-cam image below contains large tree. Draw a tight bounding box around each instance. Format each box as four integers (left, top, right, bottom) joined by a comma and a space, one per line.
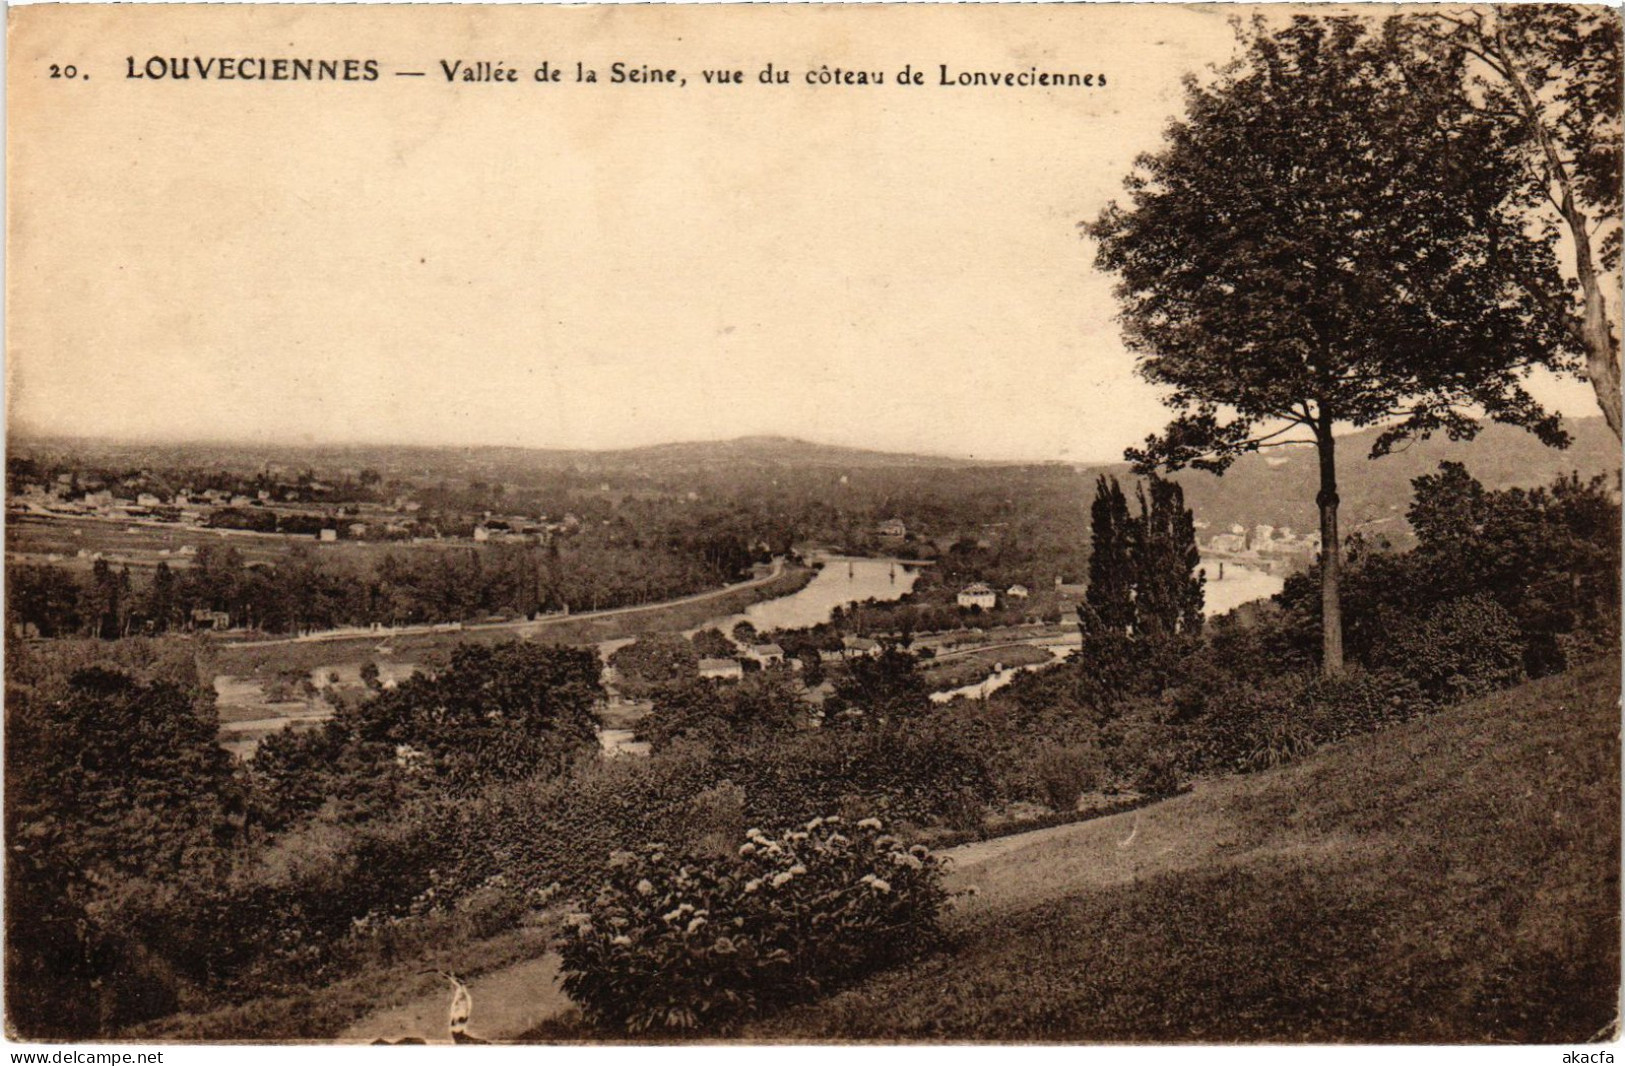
1402, 8, 1622, 437
1088, 16, 1572, 674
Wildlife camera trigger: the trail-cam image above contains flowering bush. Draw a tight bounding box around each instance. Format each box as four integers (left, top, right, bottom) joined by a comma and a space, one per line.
558, 816, 948, 1032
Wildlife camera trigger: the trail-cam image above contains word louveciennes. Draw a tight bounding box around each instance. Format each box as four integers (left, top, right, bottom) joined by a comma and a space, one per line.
126, 56, 380, 80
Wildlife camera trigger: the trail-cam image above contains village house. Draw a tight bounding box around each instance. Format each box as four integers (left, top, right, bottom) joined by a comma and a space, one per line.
698, 657, 744, 681
1006, 584, 1030, 600
746, 643, 785, 668
876, 518, 907, 538
319, 528, 338, 542
842, 635, 882, 658
957, 583, 997, 610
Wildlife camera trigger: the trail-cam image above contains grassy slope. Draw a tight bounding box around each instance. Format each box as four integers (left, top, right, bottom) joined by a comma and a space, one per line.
753, 658, 1621, 1043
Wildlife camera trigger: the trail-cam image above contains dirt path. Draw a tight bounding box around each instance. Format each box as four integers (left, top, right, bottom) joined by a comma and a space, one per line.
337, 956, 569, 1045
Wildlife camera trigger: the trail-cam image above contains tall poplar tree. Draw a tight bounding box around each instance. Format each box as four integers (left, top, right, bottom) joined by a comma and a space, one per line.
1083, 475, 1134, 634
1082, 473, 1204, 638
1132, 475, 1205, 639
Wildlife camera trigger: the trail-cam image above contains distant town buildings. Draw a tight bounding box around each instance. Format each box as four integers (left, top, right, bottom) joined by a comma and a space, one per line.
1204, 523, 1320, 560
190, 608, 231, 630
746, 643, 785, 668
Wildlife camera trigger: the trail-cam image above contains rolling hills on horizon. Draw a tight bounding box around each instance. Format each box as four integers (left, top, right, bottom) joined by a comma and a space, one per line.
11, 418, 1618, 544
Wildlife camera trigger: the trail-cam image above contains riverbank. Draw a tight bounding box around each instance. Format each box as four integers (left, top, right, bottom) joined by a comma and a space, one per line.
208, 563, 814, 678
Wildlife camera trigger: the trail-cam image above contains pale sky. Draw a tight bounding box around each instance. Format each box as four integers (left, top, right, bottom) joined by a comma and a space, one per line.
6, 4, 1602, 462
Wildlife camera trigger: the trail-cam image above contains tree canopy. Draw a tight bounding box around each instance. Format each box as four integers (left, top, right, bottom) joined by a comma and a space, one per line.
1088, 15, 1574, 672
1400, 8, 1622, 437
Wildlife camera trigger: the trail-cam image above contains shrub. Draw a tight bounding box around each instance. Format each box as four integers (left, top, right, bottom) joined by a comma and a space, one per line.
1030, 741, 1106, 810
559, 817, 947, 1033
1188, 668, 1426, 775
683, 781, 747, 860
1379, 593, 1526, 702
1101, 698, 1189, 793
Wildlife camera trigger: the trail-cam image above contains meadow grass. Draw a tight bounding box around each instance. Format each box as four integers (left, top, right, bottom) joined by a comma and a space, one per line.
750, 658, 1621, 1043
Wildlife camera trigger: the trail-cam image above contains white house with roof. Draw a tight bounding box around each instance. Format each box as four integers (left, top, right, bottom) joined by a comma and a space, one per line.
842, 636, 882, 658
957, 583, 997, 610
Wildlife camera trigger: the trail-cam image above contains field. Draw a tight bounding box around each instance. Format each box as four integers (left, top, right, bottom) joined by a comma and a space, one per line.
918, 643, 1056, 691
748, 657, 1622, 1042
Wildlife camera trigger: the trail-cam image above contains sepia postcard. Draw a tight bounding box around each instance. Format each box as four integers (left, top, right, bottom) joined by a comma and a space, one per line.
5, 2, 1621, 1055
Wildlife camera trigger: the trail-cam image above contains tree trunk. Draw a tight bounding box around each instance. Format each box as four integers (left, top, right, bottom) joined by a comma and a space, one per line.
1489, 18, 1623, 440
1577, 247, 1622, 440
1315, 421, 1345, 676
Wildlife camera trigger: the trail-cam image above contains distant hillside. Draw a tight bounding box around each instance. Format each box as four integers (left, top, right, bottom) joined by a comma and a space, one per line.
1165, 417, 1621, 544
11, 419, 1615, 543
601, 435, 996, 473
6, 433, 1008, 488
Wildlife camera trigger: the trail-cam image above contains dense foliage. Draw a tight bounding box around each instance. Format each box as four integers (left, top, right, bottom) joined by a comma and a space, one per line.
1081, 473, 1204, 638
1278, 464, 1621, 676
560, 819, 948, 1033
8, 538, 748, 639
252, 641, 603, 822
5, 647, 239, 1036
